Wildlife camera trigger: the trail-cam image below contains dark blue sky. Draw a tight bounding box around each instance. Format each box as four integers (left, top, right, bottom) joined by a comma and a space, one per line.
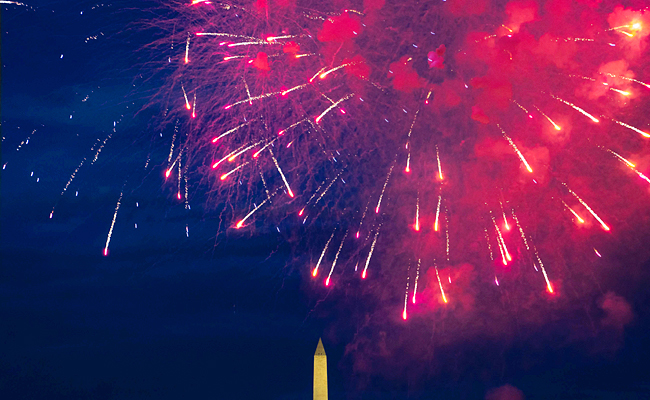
2, 1, 650, 399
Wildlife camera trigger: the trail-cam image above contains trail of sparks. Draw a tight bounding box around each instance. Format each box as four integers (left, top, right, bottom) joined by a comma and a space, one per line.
326, 230, 348, 286
103, 188, 124, 256
184, 32, 191, 64
492, 213, 511, 265
404, 110, 420, 172
412, 258, 421, 304
212, 121, 252, 142
601, 73, 650, 89
362, 228, 381, 279
484, 228, 494, 261
315, 93, 354, 124
434, 194, 442, 231
445, 208, 450, 263
499, 125, 533, 173
435, 264, 448, 303
560, 199, 585, 224
270, 151, 294, 198
402, 262, 411, 320
313, 230, 336, 277
235, 194, 274, 229
414, 195, 420, 231
182, 85, 191, 110
225, 91, 282, 110
607, 149, 650, 183
563, 183, 610, 231
605, 117, 650, 138
375, 164, 394, 214
550, 94, 599, 123
356, 201, 370, 238
436, 146, 443, 180
319, 62, 358, 80
500, 201, 510, 230
220, 161, 250, 181
533, 105, 561, 130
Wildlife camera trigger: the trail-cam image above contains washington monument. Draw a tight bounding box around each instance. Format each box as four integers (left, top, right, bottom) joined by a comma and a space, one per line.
314, 338, 328, 400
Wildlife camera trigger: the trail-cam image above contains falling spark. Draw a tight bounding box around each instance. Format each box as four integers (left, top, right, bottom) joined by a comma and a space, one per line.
500, 201, 510, 230
225, 90, 282, 110
319, 62, 358, 79
181, 85, 191, 110
212, 121, 252, 143
607, 149, 650, 184
512, 211, 531, 251
235, 193, 275, 229
414, 195, 420, 231
227, 140, 264, 162
184, 32, 191, 63
495, 276, 499, 286
402, 262, 411, 320
484, 228, 494, 261
412, 259, 421, 304
605, 117, 650, 138
375, 164, 395, 214
499, 126, 533, 173
533, 105, 561, 130
594, 248, 602, 257
270, 151, 294, 197
560, 199, 585, 224
550, 94, 599, 123
435, 265, 448, 303
325, 230, 348, 286
492, 214, 511, 265
434, 195, 442, 231
563, 183, 610, 231
357, 201, 370, 238
361, 228, 381, 279
436, 146, 443, 180
601, 72, 650, 89
313, 230, 336, 277
512, 99, 531, 117
445, 208, 450, 263
315, 94, 354, 124
220, 161, 250, 181
103, 188, 124, 256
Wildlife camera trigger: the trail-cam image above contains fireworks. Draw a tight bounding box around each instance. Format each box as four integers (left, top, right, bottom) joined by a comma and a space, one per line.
31, 0, 650, 322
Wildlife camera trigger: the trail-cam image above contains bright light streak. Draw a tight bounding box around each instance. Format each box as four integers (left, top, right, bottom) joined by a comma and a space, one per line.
414, 196, 420, 231
560, 199, 585, 224
563, 183, 610, 231
375, 164, 394, 214
436, 146, 443, 180
435, 265, 448, 303
220, 161, 249, 181
607, 117, 650, 138
235, 195, 273, 229
500, 126, 533, 173
434, 195, 441, 231
550, 94, 599, 123
271, 152, 294, 198
103, 189, 124, 257
412, 259, 420, 304
533, 106, 561, 130
361, 229, 381, 279
182, 85, 191, 110
326, 230, 348, 286
315, 94, 354, 124
184, 33, 190, 63
319, 62, 357, 79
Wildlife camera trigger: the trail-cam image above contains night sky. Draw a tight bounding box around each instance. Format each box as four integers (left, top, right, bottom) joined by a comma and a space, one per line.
2, 1, 650, 399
